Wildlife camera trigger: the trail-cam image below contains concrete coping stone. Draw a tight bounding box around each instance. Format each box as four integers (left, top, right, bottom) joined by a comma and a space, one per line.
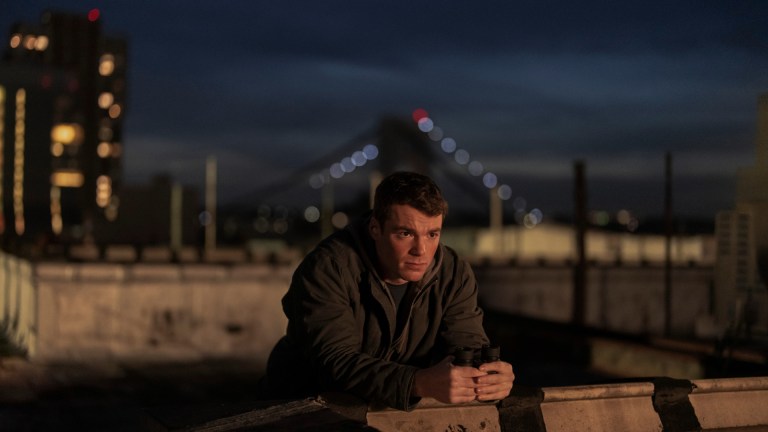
72, 263, 127, 281
140, 246, 173, 262
35, 263, 77, 281
104, 245, 138, 262
181, 264, 230, 280
229, 265, 284, 279
691, 376, 768, 393
129, 264, 183, 280
541, 382, 656, 402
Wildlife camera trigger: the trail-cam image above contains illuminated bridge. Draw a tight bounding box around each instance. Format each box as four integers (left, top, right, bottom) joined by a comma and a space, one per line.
223, 111, 540, 237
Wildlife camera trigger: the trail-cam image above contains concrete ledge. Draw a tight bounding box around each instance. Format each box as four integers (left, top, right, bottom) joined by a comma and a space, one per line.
204, 248, 248, 263
130, 264, 183, 280
539, 382, 662, 432
105, 245, 138, 262
36, 263, 77, 281
690, 377, 768, 430
75, 263, 127, 281
367, 398, 500, 431
202, 377, 768, 431
142, 246, 173, 262
229, 264, 295, 280
181, 264, 230, 280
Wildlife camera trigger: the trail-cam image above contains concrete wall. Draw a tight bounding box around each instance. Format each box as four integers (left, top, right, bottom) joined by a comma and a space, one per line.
476, 265, 715, 337
32, 262, 292, 365
466, 223, 716, 265
3, 253, 756, 365
200, 377, 768, 431
0, 250, 36, 356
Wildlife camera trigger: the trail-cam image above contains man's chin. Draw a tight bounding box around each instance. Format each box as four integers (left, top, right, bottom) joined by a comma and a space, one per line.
400, 272, 426, 283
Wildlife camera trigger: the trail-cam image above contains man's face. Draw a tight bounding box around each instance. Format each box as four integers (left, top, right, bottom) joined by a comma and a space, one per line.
369, 204, 443, 285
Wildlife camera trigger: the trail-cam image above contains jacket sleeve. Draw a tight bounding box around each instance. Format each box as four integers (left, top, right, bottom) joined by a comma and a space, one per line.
283, 251, 420, 411
438, 257, 490, 352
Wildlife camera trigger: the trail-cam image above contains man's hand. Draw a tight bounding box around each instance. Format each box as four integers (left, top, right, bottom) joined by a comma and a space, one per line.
475, 360, 514, 402
411, 356, 486, 404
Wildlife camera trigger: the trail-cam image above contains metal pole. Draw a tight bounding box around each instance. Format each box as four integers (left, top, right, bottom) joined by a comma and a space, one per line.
664, 152, 673, 337
490, 186, 503, 255
321, 176, 333, 239
205, 156, 217, 251
170, 182, 182, 254
573, 161, 587, 326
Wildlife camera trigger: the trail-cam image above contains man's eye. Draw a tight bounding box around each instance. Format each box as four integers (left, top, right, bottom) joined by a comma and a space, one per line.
429, 232, 440, 239
398, 231, 412, 237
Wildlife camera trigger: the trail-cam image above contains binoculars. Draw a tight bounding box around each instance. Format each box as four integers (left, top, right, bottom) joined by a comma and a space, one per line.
452, 344, 500, 369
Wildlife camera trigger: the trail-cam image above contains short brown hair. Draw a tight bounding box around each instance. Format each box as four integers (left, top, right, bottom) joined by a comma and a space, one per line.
372, 171, 448, 224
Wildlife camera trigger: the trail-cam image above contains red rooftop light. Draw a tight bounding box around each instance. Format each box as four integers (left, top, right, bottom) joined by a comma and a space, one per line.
412, 108, 429, 123
87, 9, 100, 22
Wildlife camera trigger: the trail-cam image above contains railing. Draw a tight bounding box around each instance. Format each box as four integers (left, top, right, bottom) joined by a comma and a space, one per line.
0, 249, 35, 357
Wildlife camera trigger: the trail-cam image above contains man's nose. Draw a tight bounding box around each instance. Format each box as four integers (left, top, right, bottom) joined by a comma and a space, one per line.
410, 236, 426, 255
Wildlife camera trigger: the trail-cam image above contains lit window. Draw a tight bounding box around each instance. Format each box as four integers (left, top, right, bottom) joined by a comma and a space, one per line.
108, 104, 121, 119
51, 170, 84, 187
99, 54, 115, 76
97, 142, 111, 158
34, 35, 49, 51
23, 35, 36, 50
98, 92, 114, 109
51, 123, 84, 145
9, 34, 21, 49
50, 187, 62, 235
51, 142, 64, 157
96, 175, 112, 207
14, 89, 25, 235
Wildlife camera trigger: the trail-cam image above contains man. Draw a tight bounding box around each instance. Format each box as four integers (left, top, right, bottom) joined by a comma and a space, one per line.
262, 171, 514, 410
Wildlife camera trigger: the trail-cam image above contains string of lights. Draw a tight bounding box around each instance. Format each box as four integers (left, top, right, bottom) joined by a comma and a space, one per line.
410, 108, 544, 228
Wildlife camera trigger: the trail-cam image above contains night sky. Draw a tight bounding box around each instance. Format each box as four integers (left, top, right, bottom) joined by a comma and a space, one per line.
3, 1, 768, 221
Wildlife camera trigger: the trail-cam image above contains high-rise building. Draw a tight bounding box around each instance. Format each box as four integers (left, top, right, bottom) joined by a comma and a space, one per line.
714, 93, 768, 332
0, 9, 127, 251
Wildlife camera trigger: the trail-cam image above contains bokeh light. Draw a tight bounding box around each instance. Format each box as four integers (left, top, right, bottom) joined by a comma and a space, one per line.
304, 206, 320, 223
330, 162, 344, 179
309, 173, 325, 189
590, 210, 611, 226
412, 109, 537, 214
468, 160, 483, 176
454, 149, 470, 165
483, 172, 498, 189
351, 150, 366, 166
417, 117, 434, 133
498, 184, 512, 200
363, 144, 379, 160
428, 126, 443, 141
412, 108, 428, 122
340, 156, 355, 173
441, 137, 456, 153
332, 212, 349, 229
617, 209, 631, 225
87, 8, 100, 22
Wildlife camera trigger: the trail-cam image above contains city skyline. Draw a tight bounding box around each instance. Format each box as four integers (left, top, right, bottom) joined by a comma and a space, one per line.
3, 1, 768, 221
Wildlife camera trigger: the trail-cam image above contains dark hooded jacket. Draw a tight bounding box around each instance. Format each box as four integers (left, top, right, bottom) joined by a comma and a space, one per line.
263, 213, 488, 410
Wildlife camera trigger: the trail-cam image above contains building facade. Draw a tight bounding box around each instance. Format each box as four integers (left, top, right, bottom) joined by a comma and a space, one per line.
714, 94, 768, 332
0, 10, 127, 253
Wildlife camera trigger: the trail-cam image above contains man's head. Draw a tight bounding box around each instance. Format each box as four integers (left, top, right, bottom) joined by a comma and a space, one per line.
371, 171, 448, 226
369, 172, 448, 284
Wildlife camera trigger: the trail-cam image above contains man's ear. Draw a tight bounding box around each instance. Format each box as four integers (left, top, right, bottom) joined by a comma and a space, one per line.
369, 218, 380, 238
